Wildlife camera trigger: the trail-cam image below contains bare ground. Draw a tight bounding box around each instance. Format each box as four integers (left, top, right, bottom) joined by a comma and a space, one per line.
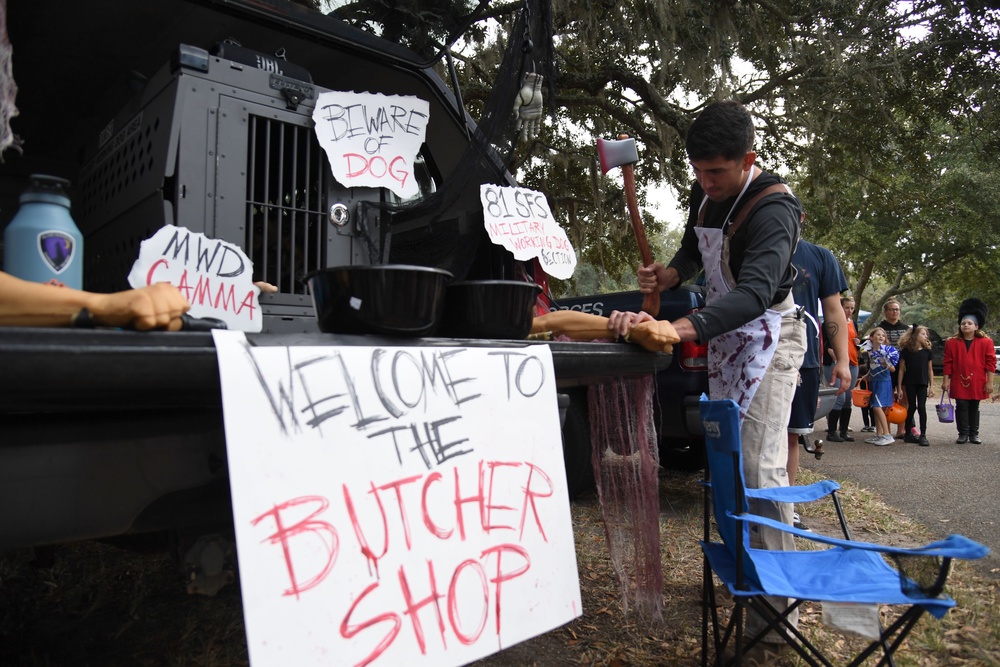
1, 469, 998, 666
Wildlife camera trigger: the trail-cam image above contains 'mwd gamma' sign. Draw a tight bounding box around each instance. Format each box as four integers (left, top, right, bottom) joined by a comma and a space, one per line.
212, 332, 582, 667
128, 226, 262, 331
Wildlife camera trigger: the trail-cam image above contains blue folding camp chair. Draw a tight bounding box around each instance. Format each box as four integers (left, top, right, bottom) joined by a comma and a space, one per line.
699, 396, 988, 666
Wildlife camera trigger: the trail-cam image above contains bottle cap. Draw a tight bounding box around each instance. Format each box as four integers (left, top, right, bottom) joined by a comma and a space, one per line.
20, 174, 72, 207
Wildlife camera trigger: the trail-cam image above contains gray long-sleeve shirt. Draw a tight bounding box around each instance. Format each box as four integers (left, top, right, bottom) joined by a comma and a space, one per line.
667, 171, 801, 343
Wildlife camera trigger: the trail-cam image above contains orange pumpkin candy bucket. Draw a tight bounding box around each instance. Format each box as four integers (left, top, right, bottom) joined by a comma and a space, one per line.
852, 378, 872, 408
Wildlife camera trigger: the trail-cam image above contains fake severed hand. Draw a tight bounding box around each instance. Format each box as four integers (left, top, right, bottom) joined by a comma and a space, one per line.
513, 72, 543, 140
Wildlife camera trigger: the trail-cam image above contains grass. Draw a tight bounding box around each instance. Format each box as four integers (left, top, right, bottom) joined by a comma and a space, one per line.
477, 465, 1000, 666
1, 467, 998, 666
789, 469, 1000, 667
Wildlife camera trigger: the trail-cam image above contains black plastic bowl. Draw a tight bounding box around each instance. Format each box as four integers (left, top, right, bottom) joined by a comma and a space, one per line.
439, 280, 541, 339
304, 264, 453, 336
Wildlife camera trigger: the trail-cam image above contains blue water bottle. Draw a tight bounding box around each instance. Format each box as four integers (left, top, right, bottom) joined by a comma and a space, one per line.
3, 174, 83, 289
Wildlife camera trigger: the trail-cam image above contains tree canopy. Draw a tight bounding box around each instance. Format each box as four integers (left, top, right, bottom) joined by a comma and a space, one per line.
446, 0, 1000, 332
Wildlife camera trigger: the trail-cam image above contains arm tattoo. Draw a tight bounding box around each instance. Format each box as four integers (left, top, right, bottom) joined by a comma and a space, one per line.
823, 321, 840, 341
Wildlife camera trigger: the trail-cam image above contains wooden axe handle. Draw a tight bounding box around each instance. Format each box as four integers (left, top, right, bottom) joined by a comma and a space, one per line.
621, 161, 660, 317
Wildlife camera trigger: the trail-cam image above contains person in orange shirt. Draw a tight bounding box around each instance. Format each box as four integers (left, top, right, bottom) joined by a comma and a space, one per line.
824, 295, 860, 441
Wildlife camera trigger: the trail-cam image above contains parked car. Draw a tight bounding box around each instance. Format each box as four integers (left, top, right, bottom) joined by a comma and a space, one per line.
928, 328, 946, 375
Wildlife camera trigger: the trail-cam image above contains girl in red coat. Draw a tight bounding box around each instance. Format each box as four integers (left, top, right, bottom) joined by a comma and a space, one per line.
942, 299, 996, 444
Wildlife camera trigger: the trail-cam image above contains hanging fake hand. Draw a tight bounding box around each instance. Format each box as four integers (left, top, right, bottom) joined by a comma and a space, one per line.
513, 72, 543, 141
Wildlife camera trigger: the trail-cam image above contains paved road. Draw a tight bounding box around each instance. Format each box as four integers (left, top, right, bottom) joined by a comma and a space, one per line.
801, 400, 1000, 576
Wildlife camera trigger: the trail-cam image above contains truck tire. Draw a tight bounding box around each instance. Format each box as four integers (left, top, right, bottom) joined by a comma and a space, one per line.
658, 437, 704, 472
561, 389, 595, 499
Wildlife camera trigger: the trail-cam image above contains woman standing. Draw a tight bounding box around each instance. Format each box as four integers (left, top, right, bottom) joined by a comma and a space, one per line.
942, 299, 996, 444
897, 325, 934, 446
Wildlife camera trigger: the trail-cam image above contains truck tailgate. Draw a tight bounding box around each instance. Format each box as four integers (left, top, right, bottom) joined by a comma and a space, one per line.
0, 327, 669, 547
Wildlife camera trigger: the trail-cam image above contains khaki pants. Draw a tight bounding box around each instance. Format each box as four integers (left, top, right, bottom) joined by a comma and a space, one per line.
741, 305, 806, 642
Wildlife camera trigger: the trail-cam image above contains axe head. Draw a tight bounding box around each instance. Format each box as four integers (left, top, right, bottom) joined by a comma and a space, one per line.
597, 137, 639, 173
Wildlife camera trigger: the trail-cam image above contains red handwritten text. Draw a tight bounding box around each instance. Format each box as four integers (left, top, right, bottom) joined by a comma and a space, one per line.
146, 259, 257, 319
249, 459, 553, 665
344, 153, 410, 189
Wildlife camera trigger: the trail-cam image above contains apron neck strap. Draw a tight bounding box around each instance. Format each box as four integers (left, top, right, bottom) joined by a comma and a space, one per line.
697, 165, 757, 228
725, 183, 793, 237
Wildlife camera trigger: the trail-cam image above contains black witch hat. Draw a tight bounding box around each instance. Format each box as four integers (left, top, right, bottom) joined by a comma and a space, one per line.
958, 298, 988, 329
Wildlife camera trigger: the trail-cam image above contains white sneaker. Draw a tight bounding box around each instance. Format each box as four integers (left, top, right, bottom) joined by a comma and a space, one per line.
875, 434, 894, 446
864, 435, 881, 444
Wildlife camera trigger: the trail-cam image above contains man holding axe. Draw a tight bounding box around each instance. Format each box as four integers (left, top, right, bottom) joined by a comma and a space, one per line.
608, 100, 805, 659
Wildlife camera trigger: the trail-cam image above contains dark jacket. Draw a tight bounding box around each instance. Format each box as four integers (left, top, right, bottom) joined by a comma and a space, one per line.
668, 170, 801, 342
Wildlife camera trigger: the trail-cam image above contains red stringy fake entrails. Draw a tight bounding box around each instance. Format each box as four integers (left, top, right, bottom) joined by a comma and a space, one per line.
588, 376, 663, 622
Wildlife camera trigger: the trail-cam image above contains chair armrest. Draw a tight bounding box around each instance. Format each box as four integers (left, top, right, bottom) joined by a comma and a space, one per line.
729, 511, 990, 560
745, 479, 840, 504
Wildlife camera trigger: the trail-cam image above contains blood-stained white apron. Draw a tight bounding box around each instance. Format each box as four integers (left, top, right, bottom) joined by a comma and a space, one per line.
695, 169, 797, 421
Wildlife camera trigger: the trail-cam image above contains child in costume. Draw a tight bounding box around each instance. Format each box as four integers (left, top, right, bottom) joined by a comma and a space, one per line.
861, 327, 899, 446
897, 325, 934, 446
942, 299, 996, 444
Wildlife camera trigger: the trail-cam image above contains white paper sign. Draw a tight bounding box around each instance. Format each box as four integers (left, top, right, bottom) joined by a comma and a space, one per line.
212, 331, 582, 667
312, 91, 430, 199
127, 226, 262, 332
480, 184, 577, 280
